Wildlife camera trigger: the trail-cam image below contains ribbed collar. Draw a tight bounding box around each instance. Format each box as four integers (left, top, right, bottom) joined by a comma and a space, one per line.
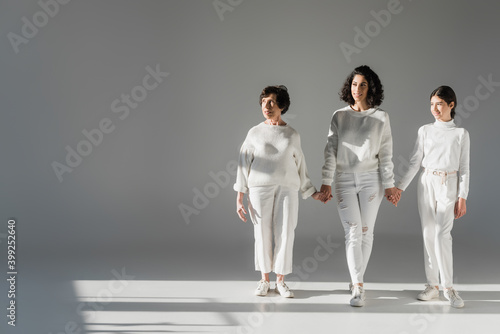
433, 119, 456, 129
260, 121, 288, 128
345, 105, 378, 117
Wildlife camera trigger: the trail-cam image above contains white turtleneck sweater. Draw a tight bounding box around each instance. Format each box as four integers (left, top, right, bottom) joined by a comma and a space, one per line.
322, 106, 395, 188
396, 119, 470, 199
233, 122, 316, 199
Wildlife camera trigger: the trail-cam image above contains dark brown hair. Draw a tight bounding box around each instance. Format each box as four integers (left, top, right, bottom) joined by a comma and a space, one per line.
430, 86, 457, 119
339, 65, 384, 108
259, 85, 290, 114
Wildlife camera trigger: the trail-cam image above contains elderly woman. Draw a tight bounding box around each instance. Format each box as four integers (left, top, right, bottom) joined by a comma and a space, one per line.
320, 65, 399, 307
234, 85, 322, 298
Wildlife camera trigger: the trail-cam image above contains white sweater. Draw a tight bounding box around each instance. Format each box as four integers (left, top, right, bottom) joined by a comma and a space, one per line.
233, 122, 317, 199
396, 120, 470, 199
322, 106, 395, 188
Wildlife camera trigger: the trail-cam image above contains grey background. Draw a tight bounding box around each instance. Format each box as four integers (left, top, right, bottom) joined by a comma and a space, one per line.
1, 0, 499, 332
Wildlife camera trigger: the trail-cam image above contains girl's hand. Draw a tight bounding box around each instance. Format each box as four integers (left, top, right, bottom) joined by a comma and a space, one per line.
454, 198, 467, 219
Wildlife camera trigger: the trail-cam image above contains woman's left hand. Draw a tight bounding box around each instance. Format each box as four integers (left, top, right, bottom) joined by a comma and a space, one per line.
454, 198, 467, 219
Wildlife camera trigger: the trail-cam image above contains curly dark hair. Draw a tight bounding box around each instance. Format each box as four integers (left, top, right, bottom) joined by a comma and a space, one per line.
259, 85, 290, 114
339, 65, 384, 108
430, 85, 457, 119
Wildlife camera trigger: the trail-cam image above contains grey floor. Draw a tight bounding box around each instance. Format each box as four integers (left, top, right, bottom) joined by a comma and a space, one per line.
3, 235, 500, 334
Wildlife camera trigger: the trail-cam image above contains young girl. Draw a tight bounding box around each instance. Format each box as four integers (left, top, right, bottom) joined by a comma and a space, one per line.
395, 86, 470, 308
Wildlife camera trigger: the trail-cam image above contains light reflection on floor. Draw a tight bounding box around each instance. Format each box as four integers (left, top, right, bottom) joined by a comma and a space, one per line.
71, 280, 500, 334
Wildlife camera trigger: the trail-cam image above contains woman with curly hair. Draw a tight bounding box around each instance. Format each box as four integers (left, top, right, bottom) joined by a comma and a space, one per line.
320, 65, 399, 307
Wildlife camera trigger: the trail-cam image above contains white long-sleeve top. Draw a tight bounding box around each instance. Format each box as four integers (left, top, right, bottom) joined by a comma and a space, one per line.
396, 120, 470, 199
322, 106, 395, 188
233, 122, 317, 199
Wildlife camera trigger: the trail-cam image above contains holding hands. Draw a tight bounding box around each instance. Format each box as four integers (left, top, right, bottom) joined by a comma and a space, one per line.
311, 191, 325, 202
238, 185, 405, 221
311, 186, 333, 203
312, 185, 403, 207
385, 187, 402, 207
312, 185, 334, 204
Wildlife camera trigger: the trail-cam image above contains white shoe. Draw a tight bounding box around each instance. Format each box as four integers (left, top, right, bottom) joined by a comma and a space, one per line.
254, 279, 270, 296
444, 288, 464, 308
350, 285, 365, 307
275, 281, 294, 298
417, 285, 439, 301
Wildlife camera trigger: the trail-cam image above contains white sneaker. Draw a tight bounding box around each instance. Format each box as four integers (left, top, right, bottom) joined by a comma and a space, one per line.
350, 285, 365, 307
417, 285, 440, 301
444, 288, 464, 308
275, 281, 294, 298
254, 280, 270, 296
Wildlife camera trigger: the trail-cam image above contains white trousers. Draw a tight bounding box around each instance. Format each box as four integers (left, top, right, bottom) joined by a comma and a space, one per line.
334, 171, 384, 284
418, 171, 458, 288
248, 185, 298, 275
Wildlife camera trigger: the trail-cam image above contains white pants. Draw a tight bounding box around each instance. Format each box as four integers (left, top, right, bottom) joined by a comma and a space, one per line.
248, 185, 298, 275
418, 171, 458, 288
334, 171, 384, 284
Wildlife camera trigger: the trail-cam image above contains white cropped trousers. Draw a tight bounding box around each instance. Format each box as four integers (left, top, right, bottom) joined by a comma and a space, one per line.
418, 171, 458, 288
248, 185, 298, 275
334, 171, 384, 284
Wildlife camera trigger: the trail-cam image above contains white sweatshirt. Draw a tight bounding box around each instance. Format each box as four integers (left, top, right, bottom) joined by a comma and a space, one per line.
322, 106, 395, 188
233, 122, 317, 199
396, 120, 470, 199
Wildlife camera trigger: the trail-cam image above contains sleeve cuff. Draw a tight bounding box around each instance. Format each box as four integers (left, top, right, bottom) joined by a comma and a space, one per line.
383, 182, 395, 189
395, 182, 407, 191
233, 184, 248, 193
301, 186, 317, 199
321, 179, 333, 186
